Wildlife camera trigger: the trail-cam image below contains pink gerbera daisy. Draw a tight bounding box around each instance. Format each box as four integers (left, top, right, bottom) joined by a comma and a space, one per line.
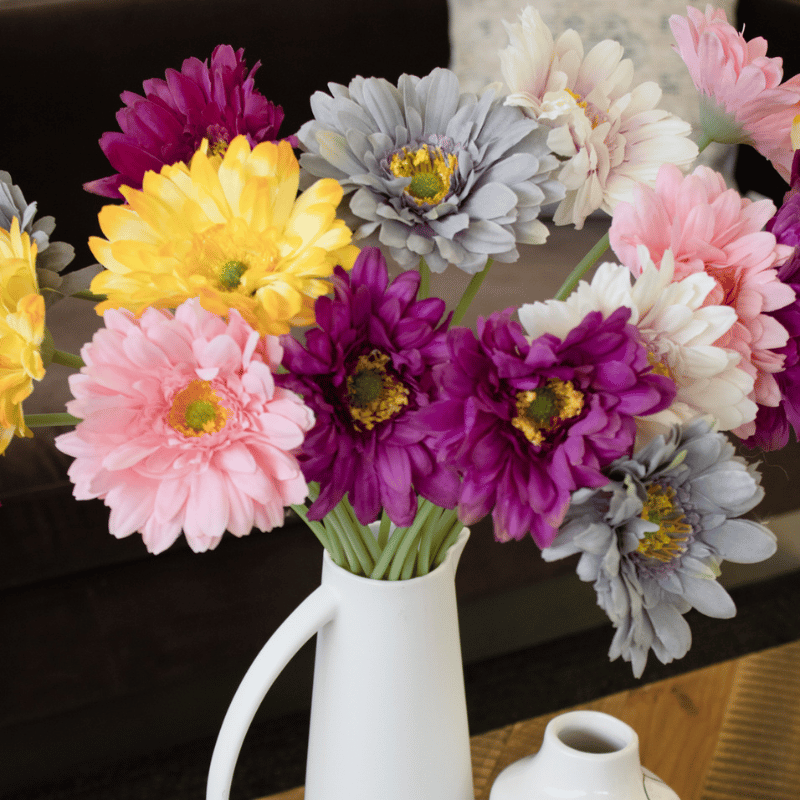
55, 299, 314, 554
609, 163, 795, 436
670, 5, 800, 181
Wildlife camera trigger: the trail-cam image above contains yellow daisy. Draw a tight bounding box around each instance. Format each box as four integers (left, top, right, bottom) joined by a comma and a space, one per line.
89, 136, 359, 335
0, 218, 46, 454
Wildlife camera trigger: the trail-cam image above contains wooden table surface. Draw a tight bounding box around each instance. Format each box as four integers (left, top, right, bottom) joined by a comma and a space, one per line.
258, 638, 800, 800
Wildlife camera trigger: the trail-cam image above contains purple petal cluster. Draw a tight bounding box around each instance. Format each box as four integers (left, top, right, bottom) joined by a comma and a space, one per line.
85, 45, 288, 198
746, 149, 800, 449
419, 308, 675, 548
278, 247, 459, 526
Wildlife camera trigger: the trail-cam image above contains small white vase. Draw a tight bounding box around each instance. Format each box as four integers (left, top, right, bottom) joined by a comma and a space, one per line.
206, 527, 473, 800
489, 710, 680, 800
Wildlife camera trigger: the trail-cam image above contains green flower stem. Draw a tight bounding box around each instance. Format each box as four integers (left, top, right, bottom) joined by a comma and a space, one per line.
370, 521, 411, 580
432, 513, 465, 568
393, 523, 425, 581
387, 499, 440, 580
325, 513, 360, 573
329, 502, 374, 575
339, 496, 381, 563
71, 290, 107, 302
377, 510, 392, 549
451, 257, 494, 326
418, 257, 431, 301
423, 507, 459, 572
416, 504, 446, 576
25, 412, 81, 427
290, 503, 343, 566
553, 231, 610, 301
50, 349, 85, 369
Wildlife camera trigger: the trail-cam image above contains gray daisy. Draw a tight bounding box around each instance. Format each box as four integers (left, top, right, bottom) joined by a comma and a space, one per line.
542, 417, 777, 677
1, 172, 100, 306
296, 68, 564, 274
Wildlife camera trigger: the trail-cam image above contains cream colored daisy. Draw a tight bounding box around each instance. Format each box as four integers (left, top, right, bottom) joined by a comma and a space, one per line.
500, 6, 698, 229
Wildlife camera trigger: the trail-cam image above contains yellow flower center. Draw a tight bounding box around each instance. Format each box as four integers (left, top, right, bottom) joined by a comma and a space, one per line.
346, 351, 410, 430
389, 145, 458, 206
168, 379, 229, 437
637, 483, 692, 562
512, 379, 584, 446
186, 223, 279, 296
566, 88, 604, 129
647, 351, 672, 379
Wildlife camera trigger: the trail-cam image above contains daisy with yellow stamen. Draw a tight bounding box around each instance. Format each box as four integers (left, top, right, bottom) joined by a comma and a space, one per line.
89, 137, 359, 336
0, 218, 46, 453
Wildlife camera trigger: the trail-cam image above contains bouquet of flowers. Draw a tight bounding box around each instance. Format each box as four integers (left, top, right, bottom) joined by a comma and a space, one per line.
4, 5, 798, 679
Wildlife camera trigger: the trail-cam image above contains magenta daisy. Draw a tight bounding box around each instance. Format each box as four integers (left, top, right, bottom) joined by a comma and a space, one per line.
54, 299, 314, 554
419, 308, 675, 548
84, 45, 289, 198
278, 247, 459, 527
670, 5, 800, 181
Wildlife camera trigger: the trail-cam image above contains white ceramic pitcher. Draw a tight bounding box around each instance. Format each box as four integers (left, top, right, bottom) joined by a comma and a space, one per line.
206, 528, 473, 800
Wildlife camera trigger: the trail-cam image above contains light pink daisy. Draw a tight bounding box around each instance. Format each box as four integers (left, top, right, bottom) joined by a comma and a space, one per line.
501, 6, 698, 229
55, 299, 314, 554
670, 4, 800, 181
609, 164, 795, 436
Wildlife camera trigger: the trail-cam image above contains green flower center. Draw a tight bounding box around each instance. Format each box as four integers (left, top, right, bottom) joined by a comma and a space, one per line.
512, 379, 584, 446
185, 399, 217, 431
218, 260, 248, 291
168, 379, 229, 438
347, 351, 410, 430
389, 145, 458, 206
637, 483, 692, 563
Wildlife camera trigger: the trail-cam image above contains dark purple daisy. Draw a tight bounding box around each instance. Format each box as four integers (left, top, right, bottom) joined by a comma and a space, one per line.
84, 45, 288, 199
418, 307, 675, 548
745, 149, 800, 450
278, 247, 459, 527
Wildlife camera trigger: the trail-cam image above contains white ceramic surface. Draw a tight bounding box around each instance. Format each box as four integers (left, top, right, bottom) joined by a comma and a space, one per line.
489, 709, 680, 800
206, 528, 473, 800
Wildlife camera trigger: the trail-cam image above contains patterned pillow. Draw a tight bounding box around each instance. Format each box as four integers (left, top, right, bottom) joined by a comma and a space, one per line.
448, 0, 736, 180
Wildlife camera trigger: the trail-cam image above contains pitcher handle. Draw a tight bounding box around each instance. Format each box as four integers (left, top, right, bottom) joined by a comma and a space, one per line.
206, 584, 340, 800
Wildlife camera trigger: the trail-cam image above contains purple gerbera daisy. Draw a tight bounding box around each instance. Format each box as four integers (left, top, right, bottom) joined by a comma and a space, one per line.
84, 45, 288, 199
419, 308, 675, 548
278, 247, 460, 527
745, 149, 800, 450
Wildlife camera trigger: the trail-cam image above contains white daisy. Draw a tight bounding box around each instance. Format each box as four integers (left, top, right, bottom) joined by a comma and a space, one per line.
500, 6, 698, 229
518, 246, 757, 443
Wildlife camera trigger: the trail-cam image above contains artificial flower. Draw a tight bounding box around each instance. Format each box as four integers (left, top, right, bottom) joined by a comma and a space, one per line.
0, 218, 45, 454
543, 417, 777, 677
279, 247, 459, 526
0, 171, 95, 306
609, 163, 795, 436
419, 307, 674, 548
670, 4, 800, 181
296, 67, 563, 274
54, 298, 314, 554
85, 45, 288, 198
745, 149, 800, 448
500, 6, 698, 229
519, 247, 757, 444
89, 137, 358, 336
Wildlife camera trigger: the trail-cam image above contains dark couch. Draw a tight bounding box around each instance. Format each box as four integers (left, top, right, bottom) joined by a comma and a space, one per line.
3, 0, 800, 793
